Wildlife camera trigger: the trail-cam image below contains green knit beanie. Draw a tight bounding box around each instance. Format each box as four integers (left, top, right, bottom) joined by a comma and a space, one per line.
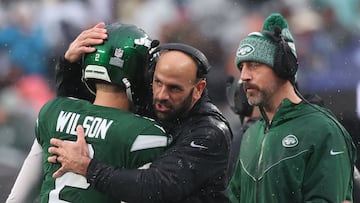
235, 13, 297, 70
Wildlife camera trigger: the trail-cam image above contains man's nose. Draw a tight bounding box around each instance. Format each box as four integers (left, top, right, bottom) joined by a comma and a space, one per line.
156, 86, 170, 100
240, 66, 250, 81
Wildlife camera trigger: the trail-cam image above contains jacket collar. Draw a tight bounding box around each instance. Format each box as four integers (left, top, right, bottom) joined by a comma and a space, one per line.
259, 98, 315, 127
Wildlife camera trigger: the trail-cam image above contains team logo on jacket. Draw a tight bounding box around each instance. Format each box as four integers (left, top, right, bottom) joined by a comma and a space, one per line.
282, 134, 298, 148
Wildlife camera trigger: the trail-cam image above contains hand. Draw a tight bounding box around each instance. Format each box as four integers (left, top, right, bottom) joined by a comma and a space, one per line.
64, 22, 107, 63
48, 125, 91, 178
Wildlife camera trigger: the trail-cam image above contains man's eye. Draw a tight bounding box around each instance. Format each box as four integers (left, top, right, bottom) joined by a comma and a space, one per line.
249, 62, 260, 68
170, 87, 181, 92
238, 64, 243, 72
154, 80, 162, 87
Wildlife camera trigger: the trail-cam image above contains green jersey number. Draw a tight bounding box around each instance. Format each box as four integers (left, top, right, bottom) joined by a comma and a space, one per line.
48, 143, 94, 202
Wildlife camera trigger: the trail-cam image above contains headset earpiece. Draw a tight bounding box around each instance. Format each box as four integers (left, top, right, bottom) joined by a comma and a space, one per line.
263, 27, 298, 82
275, 37, 298, 81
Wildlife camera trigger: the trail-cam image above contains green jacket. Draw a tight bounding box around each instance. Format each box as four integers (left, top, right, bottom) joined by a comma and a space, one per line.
229, 99, 356, 203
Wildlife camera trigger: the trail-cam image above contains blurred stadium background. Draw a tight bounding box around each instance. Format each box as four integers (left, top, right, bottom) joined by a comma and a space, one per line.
0, 0, 359, 201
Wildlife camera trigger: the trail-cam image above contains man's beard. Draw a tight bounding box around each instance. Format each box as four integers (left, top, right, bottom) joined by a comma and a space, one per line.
244, 83, 267, 107
247, 91, 264, 106
246, 85, 275, 107
154, 88, 194, 122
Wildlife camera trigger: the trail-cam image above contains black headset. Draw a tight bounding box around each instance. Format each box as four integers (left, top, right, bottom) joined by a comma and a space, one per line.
263, 26, 298, 83
148, 42, 211, 80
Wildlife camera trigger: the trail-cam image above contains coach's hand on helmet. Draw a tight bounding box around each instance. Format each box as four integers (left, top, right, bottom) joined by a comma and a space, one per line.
64, 22, 108, 63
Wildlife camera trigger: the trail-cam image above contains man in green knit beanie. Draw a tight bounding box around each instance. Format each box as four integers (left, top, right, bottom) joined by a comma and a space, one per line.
228, 13, 356, 203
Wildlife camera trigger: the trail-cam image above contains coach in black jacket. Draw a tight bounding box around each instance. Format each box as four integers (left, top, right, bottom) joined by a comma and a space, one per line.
50, 23, 232, 203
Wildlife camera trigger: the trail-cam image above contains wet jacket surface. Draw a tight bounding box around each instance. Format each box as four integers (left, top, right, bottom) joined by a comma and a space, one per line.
228, 99, 357, 203
55, 57, 233, 203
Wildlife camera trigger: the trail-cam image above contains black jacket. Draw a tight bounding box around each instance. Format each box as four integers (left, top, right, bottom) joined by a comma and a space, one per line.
55, 57, 233, 202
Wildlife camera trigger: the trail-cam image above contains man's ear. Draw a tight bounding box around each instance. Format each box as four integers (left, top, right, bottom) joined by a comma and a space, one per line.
194, 80, 206, 100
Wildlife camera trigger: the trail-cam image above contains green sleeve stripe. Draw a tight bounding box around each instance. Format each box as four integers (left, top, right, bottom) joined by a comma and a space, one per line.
130, 135, 168, 152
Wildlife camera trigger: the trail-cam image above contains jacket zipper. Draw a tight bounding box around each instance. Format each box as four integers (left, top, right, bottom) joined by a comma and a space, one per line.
256, 121, 271, 203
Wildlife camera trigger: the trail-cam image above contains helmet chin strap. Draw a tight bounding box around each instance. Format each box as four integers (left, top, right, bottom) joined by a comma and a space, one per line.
122, 78, 133, 102
84, 81, 96, 96
82, 69, 96, 96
